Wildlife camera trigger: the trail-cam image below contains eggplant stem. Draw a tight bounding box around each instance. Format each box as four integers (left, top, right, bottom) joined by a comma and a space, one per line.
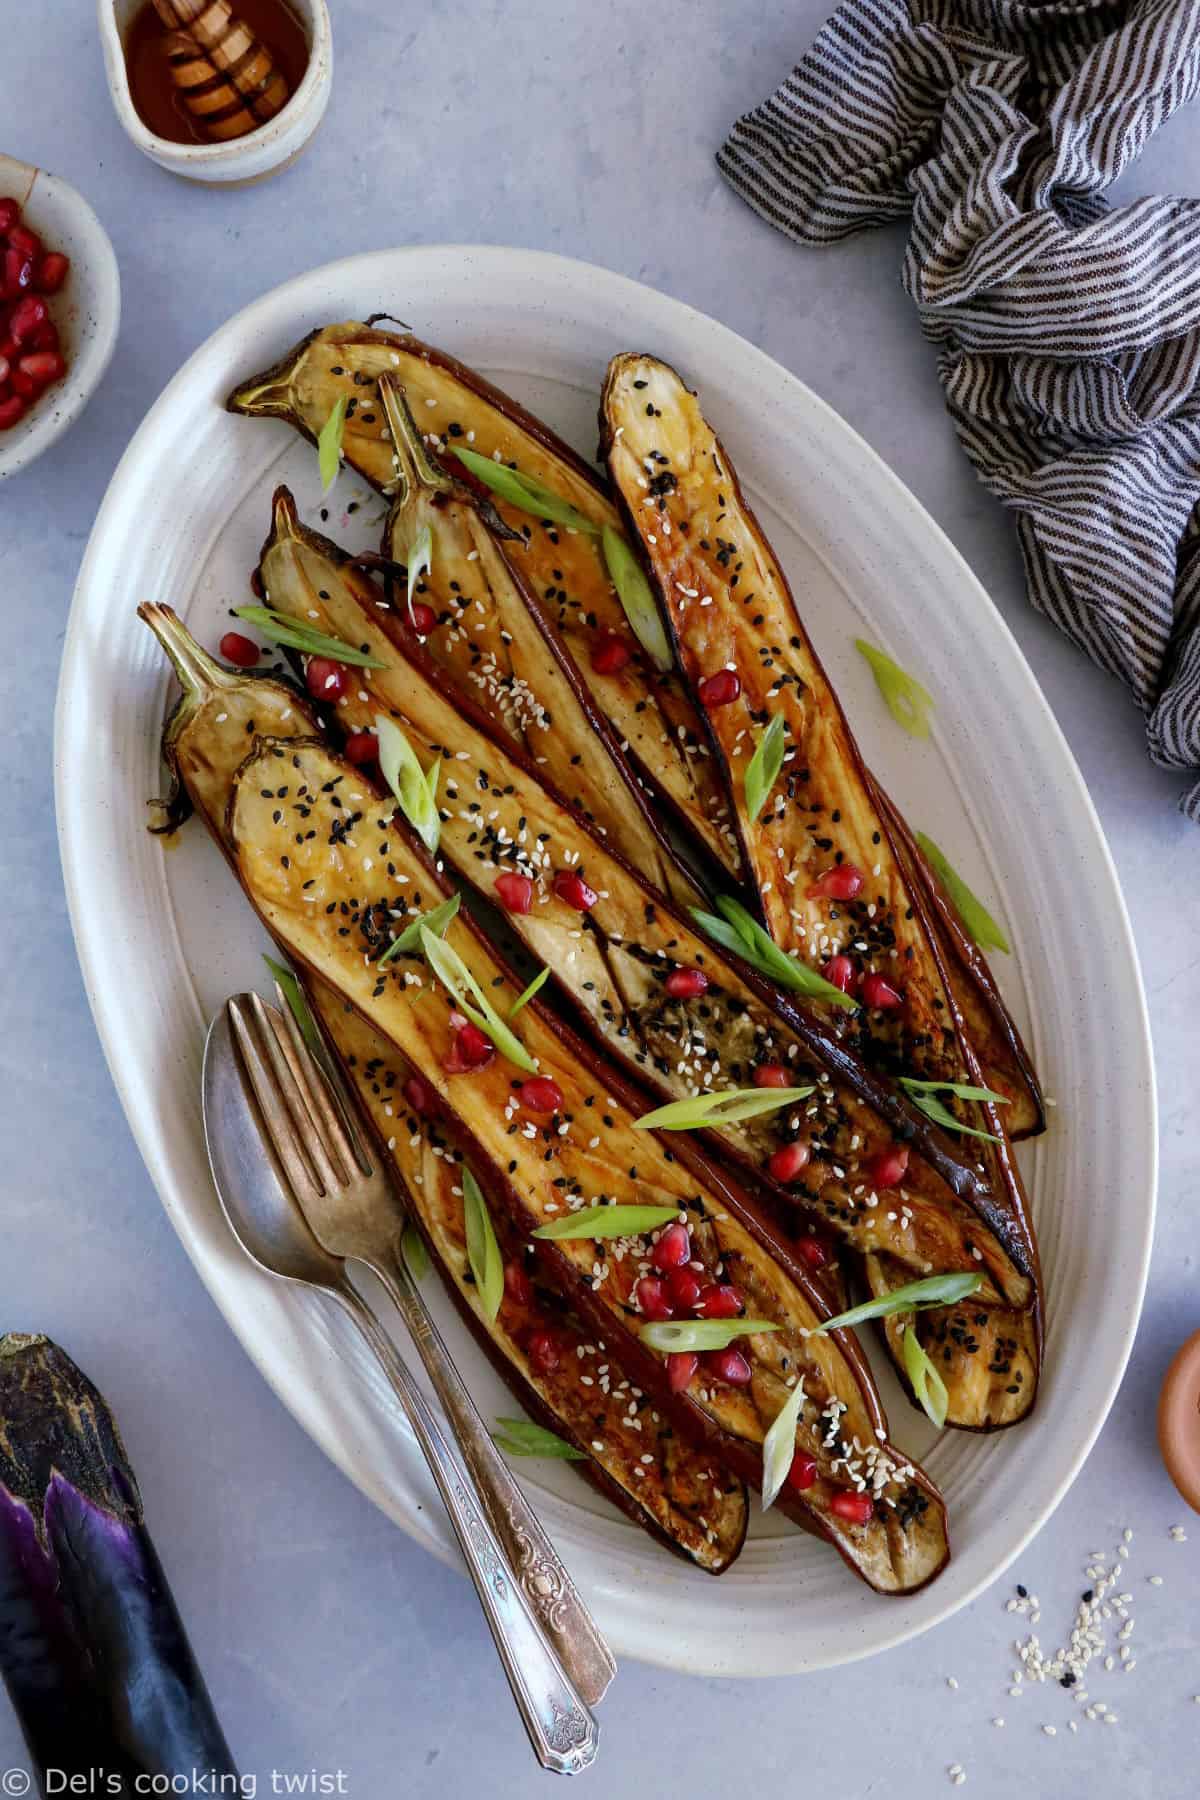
138, 602, 234, 704
377, 373, 456, 504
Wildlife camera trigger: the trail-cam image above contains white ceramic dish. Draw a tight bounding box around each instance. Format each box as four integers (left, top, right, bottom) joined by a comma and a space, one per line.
0, 154, 120, 481
98, 0, 332, 186
56, 246, 1156, 1676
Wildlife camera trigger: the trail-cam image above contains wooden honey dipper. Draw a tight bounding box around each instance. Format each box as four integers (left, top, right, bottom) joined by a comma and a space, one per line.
149, 0, 293, 142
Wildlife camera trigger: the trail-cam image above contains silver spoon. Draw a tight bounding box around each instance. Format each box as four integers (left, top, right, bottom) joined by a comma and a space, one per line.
201, 1002, 599, 1775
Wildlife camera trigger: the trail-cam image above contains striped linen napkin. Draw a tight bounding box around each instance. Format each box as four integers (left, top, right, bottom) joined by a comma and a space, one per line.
718, 0, 1200, 819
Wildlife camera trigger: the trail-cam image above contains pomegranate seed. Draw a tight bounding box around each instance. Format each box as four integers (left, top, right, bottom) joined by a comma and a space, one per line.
697, 1282, 744, 1319
823, 954, 857, 993
36, 252, 69, 294
503, 1259, 533, 1308
768, 1141, 810, 1183
523, 1330, 561, 1376
796, 1235, 829, 1270
860, 972, 903, 1009
698, 668, 741, 708
520, 1076, 564, 1114
409, 600, 436, 636
343, 730, 379, 767
219, 631, 259, 668
665, 1267, 703, 1311
494, 871, 534, 914
635, 1276, 674, 1321
664, 967, 709, 999
3, 249, 33, 297
787, 1452, 818, 1492
10, 365, 37, 399
552, 869, 597, 911
444, 1021, 494, 1073
7, 226, 40, 260
0, 356, 7, 387
867, 1144, 909, 1189
8, 294, 47, 344
701, 1346, 752, 1386
753, 1063, 790, 1089
305, 656, 349, 701
650, 1221, 691, 1272
28, 319, 60, 353
829, 1490, 874, 1524
0, 392, 26, 429
807, 863, 864, 902
666, 1351, 699, 1393
402, 1074, 431, 1114
591, 629, 632, 675
0, 199, 20, 235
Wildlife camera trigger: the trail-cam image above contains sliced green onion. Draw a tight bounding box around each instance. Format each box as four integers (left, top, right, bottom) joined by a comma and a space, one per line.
401, 1222, 430, 1282
233, 606, 388, 669
462, 1167, 503, 1323
899, 1077, 1006, 1143
633, 1085, 814, 1131
420, 926, 538, 1073
805, 1272, 983, 1338
639, 1319, 781, 1352
375, 713, 441, 856
744, 713, 787, 824
377, 891, 461, 966
855, 640, 934, 739
601, 525, 673, 672
262, 954, 323, 1058
318, 394, 347, 490
493, 1419, 588, 1461
406, 522, 433, 623
761, 1377, 809, 1512
689, 898, 858, 1012
452, 445, 601, 536
508, 965, 550, 1019
915, 832, 1011, 955
532, 1204, 680, 1241
902, 1326, 949, 1430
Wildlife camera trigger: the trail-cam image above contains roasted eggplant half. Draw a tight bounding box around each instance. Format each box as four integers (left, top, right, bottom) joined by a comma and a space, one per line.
255, 496, 1035, 1313
223, 728, 950, 1594
600, 353, 1042, 1428
139, 602, 747, 1572
228, 322, 742, 880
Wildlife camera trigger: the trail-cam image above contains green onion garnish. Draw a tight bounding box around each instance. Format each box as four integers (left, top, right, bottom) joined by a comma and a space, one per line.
899, 1077, 1007, 1142
317, 394, 347, 490
855, 640, 934, 739
689, 897, 859, 1011
743, 713, 786, 824
493, 1419, 588, 1461
915, 832, 1011, 955
805, 1272, 983, 1337
420, 926, 538, 1073
233, 607, 388, 669
760, 1377, 809, 1512
508, 965, 550, 1019
401, 1223, 430, 1282
377, 891, 461, 967
601, 525, 673, 672
375, 713, 441, 857
262, 954, 323, 1058
633, 1085, 814, 1131
463, 1167, 503, 1323
639, 1319, 781, 1352
406, 522, 433, 624
902, 1326, 949, 1429
452, 445, 601, 536
532, 1204, 680, 1241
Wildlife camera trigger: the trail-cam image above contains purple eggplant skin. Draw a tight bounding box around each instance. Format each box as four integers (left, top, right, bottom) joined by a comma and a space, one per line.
0, 1334, 238, 1795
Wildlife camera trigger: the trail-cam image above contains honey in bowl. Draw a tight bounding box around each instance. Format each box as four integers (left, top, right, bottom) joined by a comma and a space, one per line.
123, 0, 310, 146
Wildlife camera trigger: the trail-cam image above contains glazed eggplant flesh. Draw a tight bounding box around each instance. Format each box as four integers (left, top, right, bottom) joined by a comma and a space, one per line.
227, 733, 950, 1594
228, 323, 742, 879
254, 504, 1034, 1307
137, 604, 746, 1572
371, 379, 699, 911
601, 354, 1042, 1427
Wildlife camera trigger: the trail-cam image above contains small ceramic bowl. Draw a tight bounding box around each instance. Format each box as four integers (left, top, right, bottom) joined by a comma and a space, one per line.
0, 154, 121, 482
98, 0, 333, 186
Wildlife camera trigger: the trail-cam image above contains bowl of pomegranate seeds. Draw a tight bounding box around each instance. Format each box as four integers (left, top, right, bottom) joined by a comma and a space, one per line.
0, 153, 120, 481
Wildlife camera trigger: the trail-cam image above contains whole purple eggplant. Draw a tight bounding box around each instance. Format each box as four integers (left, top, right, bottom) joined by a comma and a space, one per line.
0, 1333, 238, 1796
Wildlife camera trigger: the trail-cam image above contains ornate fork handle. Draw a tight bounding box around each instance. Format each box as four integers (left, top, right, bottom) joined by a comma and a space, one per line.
338, 1285, 599, 1776
365, 1244, 616, 1707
